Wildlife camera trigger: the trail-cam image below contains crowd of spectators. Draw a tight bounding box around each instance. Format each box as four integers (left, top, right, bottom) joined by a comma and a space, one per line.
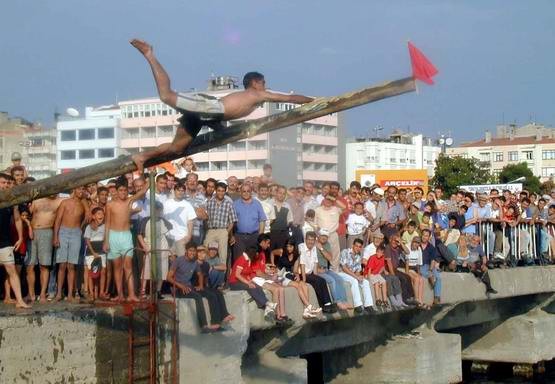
1, 157, 555, 330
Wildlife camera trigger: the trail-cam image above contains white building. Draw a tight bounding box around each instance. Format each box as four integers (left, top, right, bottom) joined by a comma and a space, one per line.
22, 125, 57, 180
56, 106, 120, 173
345, 132, 441, 186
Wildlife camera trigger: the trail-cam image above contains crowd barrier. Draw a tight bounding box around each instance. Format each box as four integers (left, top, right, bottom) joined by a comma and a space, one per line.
476, 221, 553, 265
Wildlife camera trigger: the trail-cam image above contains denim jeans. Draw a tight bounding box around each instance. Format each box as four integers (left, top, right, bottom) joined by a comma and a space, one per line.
421, 264, 442, 298
318, 269, 348, 303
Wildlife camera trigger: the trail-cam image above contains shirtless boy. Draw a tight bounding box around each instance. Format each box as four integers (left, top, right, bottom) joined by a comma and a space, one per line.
130, 38, 314, 173
103, 176, 149, 302
29, 195, 63, 303
53, 187, 87, 302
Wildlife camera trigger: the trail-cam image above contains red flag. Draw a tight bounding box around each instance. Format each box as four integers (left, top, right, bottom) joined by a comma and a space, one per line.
408, 42, 438, 85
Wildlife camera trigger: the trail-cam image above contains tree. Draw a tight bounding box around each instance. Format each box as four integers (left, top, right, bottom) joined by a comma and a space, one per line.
431, 154, 493, 196
540, 178, 555, 195
498, 162, 541, 194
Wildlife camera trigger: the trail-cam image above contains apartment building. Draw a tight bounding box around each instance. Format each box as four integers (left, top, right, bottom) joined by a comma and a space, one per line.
345, 131, 441, 186
56, 106, 120, 173
22, 125, 57, 179
447, 127, 555, 180
0, 112, 27, 171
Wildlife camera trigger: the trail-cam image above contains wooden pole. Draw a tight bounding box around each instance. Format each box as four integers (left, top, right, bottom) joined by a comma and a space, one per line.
0, 77, 415, 208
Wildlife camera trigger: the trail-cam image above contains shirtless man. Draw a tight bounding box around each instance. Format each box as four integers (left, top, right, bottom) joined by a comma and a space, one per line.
129, 39, 314, 173
0, 173, 30, 308
103, 176, 149, 302
53, 187, 87, 302
29, 195, 63, 303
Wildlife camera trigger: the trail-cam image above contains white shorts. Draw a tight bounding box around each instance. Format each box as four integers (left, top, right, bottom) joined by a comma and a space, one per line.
85, 254, 107, 269
252, 277, 276, 287
175, 92, 225, 117
0, 246, 14, 264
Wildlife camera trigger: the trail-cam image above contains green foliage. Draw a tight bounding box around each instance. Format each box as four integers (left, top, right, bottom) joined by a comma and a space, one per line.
498, 162, 541, 194
540, 178, 555, 195
431, 154, 493, 196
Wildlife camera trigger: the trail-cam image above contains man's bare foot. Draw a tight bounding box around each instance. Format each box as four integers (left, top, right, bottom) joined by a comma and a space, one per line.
68, 296, 80, 304
16, 301, 31, 309
39, 296, 48, 304
130, 39, 153, 57
54, 295, 63, 302
131, 153, 147, 175
4, 297, 15, 304
127, 296, 140, 303
222, 314, 235, 323
111, 296, 125, 303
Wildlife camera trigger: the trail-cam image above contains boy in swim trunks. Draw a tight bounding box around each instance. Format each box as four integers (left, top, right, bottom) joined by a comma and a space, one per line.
130, 38, 315, 174
103, 176, 149, 302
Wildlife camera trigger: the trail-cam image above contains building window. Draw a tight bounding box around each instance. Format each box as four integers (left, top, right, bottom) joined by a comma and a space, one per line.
508, 151, 518, 161
479, 152, 490, 162
61, 150, 76, 160
229, 141, 246, 151
542, 150, 555, 160
248, 141, 267, 151
542, 168, 555, 177
157, 126, 174, 137
523, 151, 533, 160
98, 128, 115, 139
79, 149, 95, 159
61, 130, 76, 141
494, 152, 503, 162
78, 129, 95, 141
211, 161, 227, 171
98, 148, 115, 158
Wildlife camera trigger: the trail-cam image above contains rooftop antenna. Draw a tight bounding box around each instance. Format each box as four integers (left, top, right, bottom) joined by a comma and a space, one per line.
373, 124, 384, 138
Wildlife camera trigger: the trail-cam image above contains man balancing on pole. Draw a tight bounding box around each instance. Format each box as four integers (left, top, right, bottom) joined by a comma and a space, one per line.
130, 39, 315, 174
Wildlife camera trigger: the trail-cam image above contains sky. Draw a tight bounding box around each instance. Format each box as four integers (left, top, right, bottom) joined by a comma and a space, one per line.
1, 1, 555, 144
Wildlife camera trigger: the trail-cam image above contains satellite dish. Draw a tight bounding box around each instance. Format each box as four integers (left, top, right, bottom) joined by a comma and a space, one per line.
66, 108, 79, 117
445, 137, 454, 146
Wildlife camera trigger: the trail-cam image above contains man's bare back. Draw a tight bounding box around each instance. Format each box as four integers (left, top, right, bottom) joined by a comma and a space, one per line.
106, 199, 133, 231
31, 196, 63, 229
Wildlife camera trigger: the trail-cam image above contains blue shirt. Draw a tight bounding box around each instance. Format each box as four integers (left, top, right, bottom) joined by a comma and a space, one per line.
234, 198, 267, 234
170, 257, 198, 286
421, 243, 440, 266
462, 205, 477, 235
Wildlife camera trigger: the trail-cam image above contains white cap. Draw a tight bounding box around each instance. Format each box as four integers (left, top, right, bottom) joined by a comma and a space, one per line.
318, 229, 330, 237
374, 188, 385, 196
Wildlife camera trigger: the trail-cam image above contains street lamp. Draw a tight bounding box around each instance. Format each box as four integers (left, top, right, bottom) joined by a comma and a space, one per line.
508, 176, 526, 184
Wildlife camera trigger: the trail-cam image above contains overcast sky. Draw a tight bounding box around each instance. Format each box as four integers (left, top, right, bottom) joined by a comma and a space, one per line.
1, 1, 554, 144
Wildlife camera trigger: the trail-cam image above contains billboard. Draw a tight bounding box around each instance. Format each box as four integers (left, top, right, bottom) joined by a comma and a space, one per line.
355, 169, 429, 193
459, 183, 523, 194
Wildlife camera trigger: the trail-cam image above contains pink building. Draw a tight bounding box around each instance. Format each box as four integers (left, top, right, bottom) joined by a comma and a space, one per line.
118, 76, 341, 185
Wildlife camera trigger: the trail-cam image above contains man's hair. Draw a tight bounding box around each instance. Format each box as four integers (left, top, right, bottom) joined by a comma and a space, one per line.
10, 165, 25, 175
257, 233, 271, 244
185, 241, 198, 250
156, 173, 168, 182
91, 207, 104, 216
353, 238, 364, 246
115, 176, 128, 189
263, 163, 272, 170
349, 181, 361, 190
421, 228, 431, 236
305, 231, 317, 240
0, 173, 10, 181
258, 182, 269, 190
243, 72, 264, 89
175, 179, 186, 190
490, 188, 499, 194
407, 220, 417, 227
539, 198, 547, 204
521, 197, 531, 204
206, 178, 217, 186
376, 244, 386, 252
330, 181, 341, 189
185, 173, 198, 182
414, 187, 424, 193
305, 209, 315, 218
215, 182, 227, 191
97, 186, 108, 194
354, 202, 364, 208
164, 171, 175, 179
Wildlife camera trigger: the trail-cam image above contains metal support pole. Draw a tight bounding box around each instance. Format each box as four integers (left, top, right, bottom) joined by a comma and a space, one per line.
148, 171, 158, 384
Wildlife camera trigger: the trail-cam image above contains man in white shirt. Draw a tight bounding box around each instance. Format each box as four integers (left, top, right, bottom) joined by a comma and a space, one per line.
163, 180, 197, 257
256, 183, 276, 234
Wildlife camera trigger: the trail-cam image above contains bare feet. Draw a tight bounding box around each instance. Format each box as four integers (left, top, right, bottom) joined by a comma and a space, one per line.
131, 153, 147, 176
127, 296, 140, 303
222, 314, 235, 323
4, 297, 15, 305
39, 296, 48, 304
54, 295, 63, 302
67, 296, 80, 304
111, 296, 125, 303
130, 39, 153, 57
16, 301, 31, 309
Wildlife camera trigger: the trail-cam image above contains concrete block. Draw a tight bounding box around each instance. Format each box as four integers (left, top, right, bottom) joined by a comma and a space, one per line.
462, 310, 555, 364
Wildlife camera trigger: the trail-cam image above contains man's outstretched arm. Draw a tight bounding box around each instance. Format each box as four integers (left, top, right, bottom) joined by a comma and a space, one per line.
130, 39, 177, 108
262, 91, 314, 105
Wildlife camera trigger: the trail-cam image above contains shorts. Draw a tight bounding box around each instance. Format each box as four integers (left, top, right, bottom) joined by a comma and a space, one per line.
85, 254, 107, 269
27, 228, 54, 266
108, 230, 134, 260
0, 246, 14, 264
56, 227, 82, 265
369, 274, 386, 285
175, 93, 226, 137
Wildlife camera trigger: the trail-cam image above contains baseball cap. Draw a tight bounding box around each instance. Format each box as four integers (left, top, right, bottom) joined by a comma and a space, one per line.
373, 188, 385, 196
11, 152, 22, 161
208, 242, 219, 249
318, 229, 330, 237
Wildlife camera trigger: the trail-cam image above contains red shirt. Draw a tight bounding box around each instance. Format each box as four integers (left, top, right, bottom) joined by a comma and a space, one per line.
364, 255, 385, 276
229, 253, 266, 284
